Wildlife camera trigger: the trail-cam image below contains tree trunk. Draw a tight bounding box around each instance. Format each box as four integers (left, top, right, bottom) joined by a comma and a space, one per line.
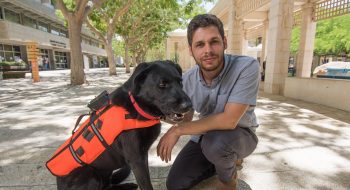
68, 19, 85, 85
105, 40, 117, 75
124, 43, 131, 73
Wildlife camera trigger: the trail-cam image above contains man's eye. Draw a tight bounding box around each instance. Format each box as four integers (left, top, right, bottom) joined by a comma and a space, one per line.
196, 43, 204, 48
211, 40, 219, 44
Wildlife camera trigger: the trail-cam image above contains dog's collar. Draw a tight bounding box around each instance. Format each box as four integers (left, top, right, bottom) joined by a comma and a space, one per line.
128, 91, 161, 120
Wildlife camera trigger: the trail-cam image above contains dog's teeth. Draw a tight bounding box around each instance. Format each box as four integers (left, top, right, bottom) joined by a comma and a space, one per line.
174, 113, 184, 119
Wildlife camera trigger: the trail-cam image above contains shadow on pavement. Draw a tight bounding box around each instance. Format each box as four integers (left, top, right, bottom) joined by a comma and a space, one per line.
1, 68, 349, 190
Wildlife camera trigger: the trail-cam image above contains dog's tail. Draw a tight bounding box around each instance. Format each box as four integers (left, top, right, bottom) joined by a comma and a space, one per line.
110, 165, 132, 184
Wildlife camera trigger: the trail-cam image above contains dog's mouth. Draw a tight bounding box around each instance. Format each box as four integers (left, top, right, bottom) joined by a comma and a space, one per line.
167, 112, 186, 122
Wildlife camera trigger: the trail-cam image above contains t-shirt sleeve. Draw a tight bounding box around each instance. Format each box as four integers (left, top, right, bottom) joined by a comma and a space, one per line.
228, 59, 260, 105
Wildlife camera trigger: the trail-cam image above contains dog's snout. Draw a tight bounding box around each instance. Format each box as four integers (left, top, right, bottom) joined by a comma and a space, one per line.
179, 100, 192, 112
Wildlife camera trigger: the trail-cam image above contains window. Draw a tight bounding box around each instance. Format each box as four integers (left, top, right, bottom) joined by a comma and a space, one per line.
23, 15, 37, 29
0, 7, 3, 20
0, 44, 22, 62
50, 26, 60, 36
0, 52, 4, 62
4, 9, 20, 24
38, 21, 49, 32
39, 49, 50, 70
0, 44, 3, 62
82, 37, 91, 45
54, 51, 68, 69
92, 41, 99, 47
59, 30, 68, 37
4, 44, 12, 51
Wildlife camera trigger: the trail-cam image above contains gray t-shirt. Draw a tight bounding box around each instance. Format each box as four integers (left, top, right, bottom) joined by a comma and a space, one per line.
182, 54, 260, 142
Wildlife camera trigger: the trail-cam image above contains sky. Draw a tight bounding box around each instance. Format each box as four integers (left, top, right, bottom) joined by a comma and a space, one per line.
202, 1, 216, 12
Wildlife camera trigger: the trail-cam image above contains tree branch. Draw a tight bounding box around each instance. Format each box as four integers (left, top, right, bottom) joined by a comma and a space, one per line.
78, 0, 107, 22
107, 0, 133, 38
87, 0, 107, 16
56, 0, 71, 19
76, 0, 89, 15
85, 19, 107, 45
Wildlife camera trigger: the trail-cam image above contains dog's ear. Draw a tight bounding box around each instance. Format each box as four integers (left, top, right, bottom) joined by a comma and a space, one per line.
130, 62, 151, 92
165, 60, 182, 75
174, 63, 182, 75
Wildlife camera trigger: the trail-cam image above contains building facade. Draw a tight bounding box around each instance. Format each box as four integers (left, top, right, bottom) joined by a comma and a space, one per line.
0, 0, 107, 71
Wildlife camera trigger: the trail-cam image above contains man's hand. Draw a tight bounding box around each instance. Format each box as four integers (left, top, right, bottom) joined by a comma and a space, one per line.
157, 124, 181, 163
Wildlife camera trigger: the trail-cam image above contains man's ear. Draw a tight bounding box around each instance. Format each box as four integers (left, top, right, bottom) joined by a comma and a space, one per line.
188, 46, 193, 57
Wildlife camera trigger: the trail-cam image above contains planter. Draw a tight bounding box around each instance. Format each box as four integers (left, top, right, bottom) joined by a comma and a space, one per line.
2, 71, 27, 79
0, 64, 28, 79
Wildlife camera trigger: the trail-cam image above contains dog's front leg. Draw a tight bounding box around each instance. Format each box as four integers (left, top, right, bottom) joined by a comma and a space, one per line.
120, 138, 153, 190
128, 155, 153, 190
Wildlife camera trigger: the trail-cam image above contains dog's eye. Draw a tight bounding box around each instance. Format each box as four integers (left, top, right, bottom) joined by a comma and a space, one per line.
159, 81, 167, 88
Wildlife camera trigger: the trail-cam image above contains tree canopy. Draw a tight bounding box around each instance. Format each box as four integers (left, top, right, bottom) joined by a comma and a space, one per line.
115, 0, 209, 72
87, 0, 132, 75
291, 14, 350, 57
54, 0, 213, 82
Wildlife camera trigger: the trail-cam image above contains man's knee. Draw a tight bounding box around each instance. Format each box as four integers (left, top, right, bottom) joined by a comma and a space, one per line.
166, 177, 177, 190
201, 132, 235, 163
166, 176, 191, 190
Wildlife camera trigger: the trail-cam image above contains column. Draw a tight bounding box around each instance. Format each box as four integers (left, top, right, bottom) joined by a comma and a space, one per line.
261, 19, 269, 62
166, 38, 171, 60
226, 2, 234, 54
230, 1, 246, 55
264, 0, 294, 94
231, 17, 246, 55
296, 2, 316, 78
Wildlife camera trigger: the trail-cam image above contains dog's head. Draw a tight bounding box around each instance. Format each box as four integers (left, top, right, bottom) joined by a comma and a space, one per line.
127, 60, 192, 122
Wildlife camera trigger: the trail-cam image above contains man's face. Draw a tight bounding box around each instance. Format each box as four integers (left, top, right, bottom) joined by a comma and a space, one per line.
189, 26, 227, 72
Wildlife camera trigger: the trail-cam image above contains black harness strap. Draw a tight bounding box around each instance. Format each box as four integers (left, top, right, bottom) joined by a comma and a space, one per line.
89, 111, 109, 148
69, 144, 85, 165
89, 110, 122, 164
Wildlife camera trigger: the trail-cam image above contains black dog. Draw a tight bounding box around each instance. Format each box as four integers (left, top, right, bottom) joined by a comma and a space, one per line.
56, 60, 192, 190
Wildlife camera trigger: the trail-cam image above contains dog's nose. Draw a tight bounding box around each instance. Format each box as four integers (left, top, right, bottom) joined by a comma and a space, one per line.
179, 100, 192, 112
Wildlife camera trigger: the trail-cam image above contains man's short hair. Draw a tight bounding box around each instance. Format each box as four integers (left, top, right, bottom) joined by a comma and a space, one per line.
187, 14, 225, 46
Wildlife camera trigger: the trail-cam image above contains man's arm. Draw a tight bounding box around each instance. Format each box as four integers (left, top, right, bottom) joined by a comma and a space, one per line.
157, 102, 249, 162
175, 102, 248, 136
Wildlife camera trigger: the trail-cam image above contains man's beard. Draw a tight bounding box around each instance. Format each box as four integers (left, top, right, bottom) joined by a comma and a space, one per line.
194, 53, 223, 72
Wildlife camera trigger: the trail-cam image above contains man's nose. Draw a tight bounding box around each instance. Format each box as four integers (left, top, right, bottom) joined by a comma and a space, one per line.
204, 42, 214, 52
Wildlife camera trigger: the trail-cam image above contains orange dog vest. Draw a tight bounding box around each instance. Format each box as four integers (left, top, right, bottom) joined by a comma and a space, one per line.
46, 93, 160, 177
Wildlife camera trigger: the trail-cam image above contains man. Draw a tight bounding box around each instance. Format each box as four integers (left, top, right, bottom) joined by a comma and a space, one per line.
157, 14, 259, 190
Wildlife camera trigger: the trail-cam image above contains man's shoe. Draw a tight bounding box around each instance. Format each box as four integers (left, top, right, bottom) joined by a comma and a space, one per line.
216, 172, 237, 190
236, 159, 243, 170
235, 159, 243, 166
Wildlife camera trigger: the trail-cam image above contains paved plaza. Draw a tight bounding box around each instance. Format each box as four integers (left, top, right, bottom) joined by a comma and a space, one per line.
0, 68, 350, 190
